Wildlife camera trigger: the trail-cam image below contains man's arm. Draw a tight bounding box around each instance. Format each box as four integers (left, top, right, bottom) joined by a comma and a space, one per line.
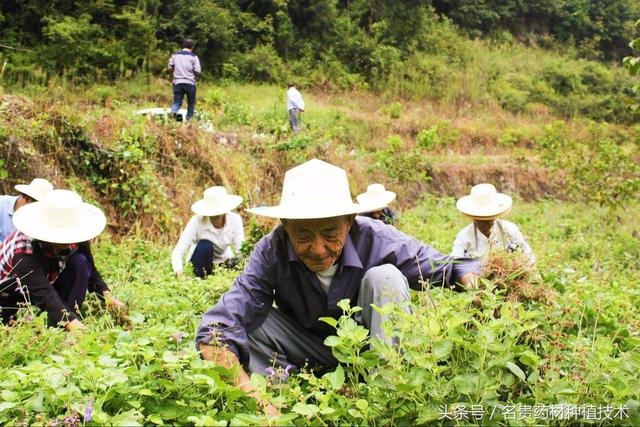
168, 54, 175, 72
12, 253, 81, 327
171, 216, 199, 276
386, 229, 483, 291
199, 343, 279, 416
195, 233, 277, 365
193, 56, 202, 77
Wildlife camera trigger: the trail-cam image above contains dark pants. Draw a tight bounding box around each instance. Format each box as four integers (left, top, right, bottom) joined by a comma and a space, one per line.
288, 108, 301, 133
190, 240, 214, 279
247, 264, 411, 375
0, 253, 91, 325
171, 83, 197, 120
189, 240, 240, 279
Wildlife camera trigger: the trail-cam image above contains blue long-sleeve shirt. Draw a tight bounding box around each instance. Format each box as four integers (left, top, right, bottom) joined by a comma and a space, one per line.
0, 195, 18, 241
196, 216, 481, 366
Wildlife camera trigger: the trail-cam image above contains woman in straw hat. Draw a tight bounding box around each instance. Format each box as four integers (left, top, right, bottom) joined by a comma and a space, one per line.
172, 186, 245, 278
0, 189, 126, 330
452, 183, 536, 265
0, 178, 54, 241
356, 183, 398, 225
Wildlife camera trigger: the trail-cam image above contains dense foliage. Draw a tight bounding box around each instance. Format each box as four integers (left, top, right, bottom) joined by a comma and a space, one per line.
0, 198, 638, 425
0, 0, 638, 86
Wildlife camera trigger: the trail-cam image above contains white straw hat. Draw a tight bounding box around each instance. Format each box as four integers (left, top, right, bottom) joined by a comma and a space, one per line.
191, 186, 243, 216
247, 159, 374, 219
13, 189, 106, 244
456, 183, 512, 220
14, 178, 54, 201
356, 184, 396, 213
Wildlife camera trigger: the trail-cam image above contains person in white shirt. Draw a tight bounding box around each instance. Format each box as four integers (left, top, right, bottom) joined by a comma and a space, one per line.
287, 82, 305, 133
172, 186, 245, 278
452, 183, 536, 265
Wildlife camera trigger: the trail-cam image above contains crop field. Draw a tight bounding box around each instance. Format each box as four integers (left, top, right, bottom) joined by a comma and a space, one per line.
1, 196, 638, 426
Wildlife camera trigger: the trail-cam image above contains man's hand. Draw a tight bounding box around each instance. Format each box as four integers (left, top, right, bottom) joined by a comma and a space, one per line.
65, 318, 86, 332
199, 343, 281, 417
461, 272, 481, 290
104, 291, 126, 311
175, 271, 183, 278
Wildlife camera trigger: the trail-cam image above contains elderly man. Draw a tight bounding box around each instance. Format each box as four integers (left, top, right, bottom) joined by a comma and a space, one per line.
195, 159, 481, 411
0, 178, 53, 241
452, 183, 536, 265
0, 189, 125, 329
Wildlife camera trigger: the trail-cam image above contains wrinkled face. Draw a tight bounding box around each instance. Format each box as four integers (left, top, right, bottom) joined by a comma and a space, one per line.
474, 219, 495, 237
282, 215, 354, 272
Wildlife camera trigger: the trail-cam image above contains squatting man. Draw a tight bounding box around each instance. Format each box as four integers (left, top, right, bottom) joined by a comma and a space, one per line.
195, 159, 482, 415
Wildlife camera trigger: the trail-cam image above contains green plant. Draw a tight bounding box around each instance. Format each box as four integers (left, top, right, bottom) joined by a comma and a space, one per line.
383, 102, 402, 119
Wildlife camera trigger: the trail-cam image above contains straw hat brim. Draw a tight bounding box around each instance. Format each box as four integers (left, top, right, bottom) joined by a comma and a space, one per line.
456, 193, 512, 219
14, 184, 47, 201
356, 191, 396, 213
247, 202, 375, 219
191, 195, 243, 216
13, 203, 106, 244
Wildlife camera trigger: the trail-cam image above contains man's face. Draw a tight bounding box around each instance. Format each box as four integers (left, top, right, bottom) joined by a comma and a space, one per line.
282, 215, 354, 272
474, 219, 495, 236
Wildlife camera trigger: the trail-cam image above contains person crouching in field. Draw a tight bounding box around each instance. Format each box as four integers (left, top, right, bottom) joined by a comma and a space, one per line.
0, 189, 125, 330
195, 159, 482, 415
356, 183, 398, 226
172, 186, 245, 279
452, 184, 536, 265
0, 178, 53, 241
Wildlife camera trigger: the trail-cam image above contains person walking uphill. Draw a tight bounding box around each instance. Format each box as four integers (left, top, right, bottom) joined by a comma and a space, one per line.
195, 159, 482, 415
0, 190, 125, 330
287, 82, 304, 133
168, 39, 201, 121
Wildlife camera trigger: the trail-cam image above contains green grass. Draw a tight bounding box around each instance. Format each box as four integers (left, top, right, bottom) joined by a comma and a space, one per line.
0, 198, 638, 425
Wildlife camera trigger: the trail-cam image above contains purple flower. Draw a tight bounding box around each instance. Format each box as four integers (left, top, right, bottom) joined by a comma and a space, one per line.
84, 398, 94, 423
63, 412, 78, 427
283, 364, 294, 379
265, 367, 276, 378
15, 284, 25, 295
172, 332, 185, 343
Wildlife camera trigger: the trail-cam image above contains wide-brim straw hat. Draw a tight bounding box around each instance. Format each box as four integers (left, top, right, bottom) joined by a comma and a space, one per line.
13, 189, 106, 244
247, 159, 375, 219
14, 178, 54, 201
191, 186, 243, 216
456, 183, 512, 220
356, 183, 396, 213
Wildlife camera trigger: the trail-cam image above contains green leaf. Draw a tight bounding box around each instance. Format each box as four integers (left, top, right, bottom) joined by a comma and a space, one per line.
0, 402, 17, 412
432, 339, 453, 360
506, 361, 526, 381
452, 374, 478, 395
292, 403, 319, 417
324, 336, 341, 347
162, 351, 179, 363
319, 317, 337, 328
323, 365, 344, 390
147, 414, 164, 425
